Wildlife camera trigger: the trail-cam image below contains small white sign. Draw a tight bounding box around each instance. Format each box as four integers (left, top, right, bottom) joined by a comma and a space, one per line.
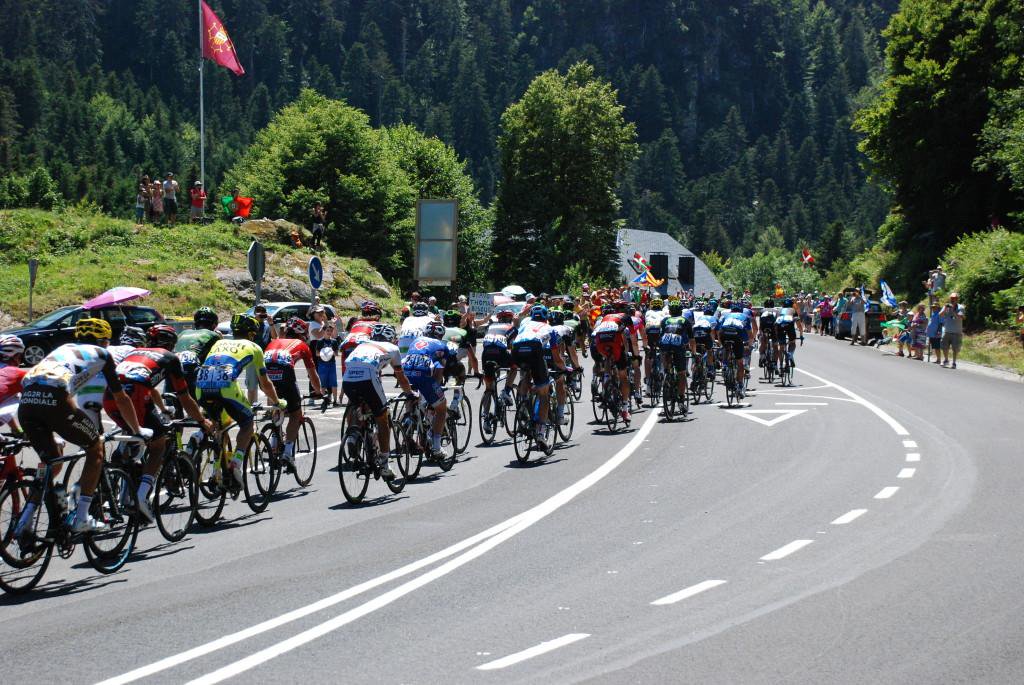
469, 292, 495, 315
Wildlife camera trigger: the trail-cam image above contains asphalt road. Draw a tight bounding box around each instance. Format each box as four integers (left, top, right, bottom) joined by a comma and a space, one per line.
1, 336, 1022, 684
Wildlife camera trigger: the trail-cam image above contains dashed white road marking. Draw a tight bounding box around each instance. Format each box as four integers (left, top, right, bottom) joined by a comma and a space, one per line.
831, 509, 868, 525
651, 579, 728, 606
897, 468, 916, 479
903, 440, 917, 448
875, 486, 899, 499
760, 539, 814, 561
476, 634, 590, 671
906, 453, 921, 462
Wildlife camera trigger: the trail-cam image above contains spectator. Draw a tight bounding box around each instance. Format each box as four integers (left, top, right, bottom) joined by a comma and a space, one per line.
311, 201, 326, 251
189, 181, 206, 223
150, 179, 164, 225
253, 304, 277, 349
457, 295, 469, 315
1017, 305, 1024, 350
925, 266, 947, 307
910, 304, 928, 360
848, 289, 867, 345
427, 296, 439, 315
939, 293, 965, 368
141, 175, 153, 222
313, 321, 341, 406
895, 301, 911, 357
135, 182, 147, 223
926, 304, 943, 364
163, 173, 180, 226
819, 296, 834, 336
308, 305, 329, 341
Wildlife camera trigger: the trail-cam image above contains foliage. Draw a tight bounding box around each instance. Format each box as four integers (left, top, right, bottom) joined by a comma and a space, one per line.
941, 228, 1024, 330
699, 250, 731, 278
718, 249, 822, 299
554, 262, 611, 296
494, 62, 638, 289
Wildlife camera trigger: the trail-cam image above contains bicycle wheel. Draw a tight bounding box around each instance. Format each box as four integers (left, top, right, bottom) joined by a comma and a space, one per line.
725, 367, 737, 407
556, 396, 575, 443
337, 430, 370, 504
193, 441, 226, 526
603, 384, 620, 431
437, 420, 458, 472
478, 390, 498, 445
154, 454, 197, 543
83, 466, 139, 574
591, 377, 606, 424
649, 369, 663, 408
242, 434, 273, 514
680, 373, 691, 415
293, 417, 318, 487
387, 425, 411, 494
0, 482, 53, 594
512, 399, 532, 464
503, 386, 519, 441
570, 374, 583, 402
259, 423, 285, 494
452, 394, 471, 454
662, 374, 677, 421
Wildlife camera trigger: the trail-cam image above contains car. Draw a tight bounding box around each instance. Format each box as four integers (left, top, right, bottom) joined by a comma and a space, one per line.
1, 304, 166, 365
834, 299, 888, 341
215, 302, 338, 337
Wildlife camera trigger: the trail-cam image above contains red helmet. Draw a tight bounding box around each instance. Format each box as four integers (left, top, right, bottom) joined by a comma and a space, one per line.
285, 316, 309, 338
146, 324, 178, 350
360, 300, 382, 318
495, 309, 515, 322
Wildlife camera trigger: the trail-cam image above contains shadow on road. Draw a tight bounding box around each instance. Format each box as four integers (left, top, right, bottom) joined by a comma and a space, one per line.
0, 575, 128, 605
188, 513, 271, 534
329, 494, 409, 510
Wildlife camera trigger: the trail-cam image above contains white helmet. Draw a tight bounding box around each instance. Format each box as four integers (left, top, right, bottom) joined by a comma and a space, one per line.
0, 334, 25, 362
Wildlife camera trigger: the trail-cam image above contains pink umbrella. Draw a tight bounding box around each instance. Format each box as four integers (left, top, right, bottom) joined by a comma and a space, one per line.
82, 286, 151, 310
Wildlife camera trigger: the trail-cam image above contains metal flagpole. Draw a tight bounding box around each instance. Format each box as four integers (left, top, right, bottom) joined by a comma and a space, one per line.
198, 0, 205, 188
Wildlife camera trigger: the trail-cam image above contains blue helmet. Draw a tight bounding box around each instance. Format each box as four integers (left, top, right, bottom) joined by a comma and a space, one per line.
703, 305, 716, 316
530, 305, 548, 321
730, 302, 743, 312
783, 297, 794, 307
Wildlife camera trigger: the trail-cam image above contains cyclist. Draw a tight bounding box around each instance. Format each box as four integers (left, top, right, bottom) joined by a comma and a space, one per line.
740, 298, 759, 382
400, 321, 454, 459
546, 309, 577, 425
263, 317, 324, 472
481, 309, 519, 411
102, 324, 214, 524
398, 301, 438, 354
591, 302, 633, 424
644, 297, 668, 396
625, 302, 647, 402
774, 297, 802, 370
76, 325, 142, 430
511, 305, 564, 446
342, 323, 414, 479
0, 334, 27, 431
758, 299, 778, 373
659, 300, 697, 402
17, 318, 146, 533
340, 300, 382, 364
196, 314, 285, 489
718, 302, 752, 399
440, 310, 470, 417
175, 307, 223, 362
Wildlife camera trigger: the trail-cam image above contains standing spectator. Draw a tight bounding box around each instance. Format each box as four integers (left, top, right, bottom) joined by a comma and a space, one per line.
427, 296, 439, 315
819, 296, 834, 336
910, 304, 928, 360
162, 173, 180, 225
848, 290, 867, 345
312, 320, 341, 406
141, 175, 153, 222
307, 305, 329, 341
150, 179, 164, 225
189, 181, 207, 223
1017, 305, 1024, 350
925, 266, 947, 307
135, 182, 147, 223
939, 293, 965, 368
253, 304, 277, 349
895, 301, 912, 357
310, 201, 326, 251
926, 304, 943, 363
456, 295, 469, 315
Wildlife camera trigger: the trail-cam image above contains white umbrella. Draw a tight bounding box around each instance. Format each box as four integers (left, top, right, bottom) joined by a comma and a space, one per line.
501, 285, 527, 297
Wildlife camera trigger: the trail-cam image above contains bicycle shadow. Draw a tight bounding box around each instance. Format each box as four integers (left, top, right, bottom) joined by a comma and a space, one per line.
187, 513, 270, 534
269, 488, 313, 503
504, 456, 568, 469
329, 494, 409, 510
127, 541, 196, 563
0, 575, 128, 604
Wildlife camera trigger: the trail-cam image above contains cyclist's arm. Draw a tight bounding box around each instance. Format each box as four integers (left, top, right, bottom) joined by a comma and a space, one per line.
249, 348, 281, 405
551, 346, 567, 371
150, 387, 168, 413
298, 344, 323, 395
111, 390, 143, 435
392, 365, 413, 395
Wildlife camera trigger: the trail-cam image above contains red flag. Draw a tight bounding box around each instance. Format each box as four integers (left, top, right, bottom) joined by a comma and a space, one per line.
801, 248, 815, 267
202, 1, 245, 76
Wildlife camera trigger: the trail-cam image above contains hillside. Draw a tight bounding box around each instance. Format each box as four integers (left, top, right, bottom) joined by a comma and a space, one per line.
0, 209, 403, 327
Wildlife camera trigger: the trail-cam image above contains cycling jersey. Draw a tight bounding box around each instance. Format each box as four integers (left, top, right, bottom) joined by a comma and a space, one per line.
398, 315, 436, 353
443, 326, 469, 347
719, 311, 751, 333
174, 328, 223, 362
341, 319, 376, 357
0, 364, 27, 404
592, 313, 629, 369
776, 307, 797, 324
264, 338, 316, 375
196, 338, 266, 428
343, 340, 402, 381
659, 316, 693, 347
401, 337, 454, 377
514, 320, 559, 349
103, 348, 189, 437
22, 343, 123, 395
482, 320, 516, 349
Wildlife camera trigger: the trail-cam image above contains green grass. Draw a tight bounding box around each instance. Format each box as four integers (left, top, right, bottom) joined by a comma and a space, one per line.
0, 208, 404, 323
960, 330, 1024, 376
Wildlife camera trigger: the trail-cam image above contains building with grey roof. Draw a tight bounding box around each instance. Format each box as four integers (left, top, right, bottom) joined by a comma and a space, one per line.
616, 228, 724, 297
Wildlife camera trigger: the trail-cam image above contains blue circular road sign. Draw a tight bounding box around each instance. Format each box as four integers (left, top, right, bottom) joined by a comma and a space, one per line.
308, 256, 324, 290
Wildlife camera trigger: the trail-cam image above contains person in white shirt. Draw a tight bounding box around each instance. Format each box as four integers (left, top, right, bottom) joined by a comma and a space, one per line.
162, 172, 180, 226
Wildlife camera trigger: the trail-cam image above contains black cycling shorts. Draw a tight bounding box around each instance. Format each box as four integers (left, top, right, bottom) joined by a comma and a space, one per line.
719, 330, 745, 361
342, 377, 388, 417
18, 386, 101, 461
661, 346, 688, 372
759, 319, 777, 341
482, 345, 512, 379
646, 329, 662, 353
267, 362, 302, 413
775, 321, 797, 344
512, 340, 551, 388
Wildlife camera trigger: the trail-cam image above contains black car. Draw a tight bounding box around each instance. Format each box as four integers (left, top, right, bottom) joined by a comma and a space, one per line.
2, 305, 166, 365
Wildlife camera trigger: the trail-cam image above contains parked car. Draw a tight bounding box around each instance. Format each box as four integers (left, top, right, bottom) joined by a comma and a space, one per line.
834, 300, 888, 341
216, 302, 338, 337
1, 304, 166, 365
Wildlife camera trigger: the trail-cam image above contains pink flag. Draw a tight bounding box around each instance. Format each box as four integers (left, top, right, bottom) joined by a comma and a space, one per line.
202, 1, 245, 76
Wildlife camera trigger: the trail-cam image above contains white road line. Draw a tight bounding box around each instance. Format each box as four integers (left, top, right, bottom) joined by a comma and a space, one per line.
104, 409, 662, 685
774, 402, 828, 406
476, 634, 591, 671
906, 453, 921, 462
651, 579, 727, 606
760, 539, 814, 561
831, 509, 867, 525
897, 468, 916, 479
903, 440, 917, 448
795, 369, 909, 436
875, 486, 899, 499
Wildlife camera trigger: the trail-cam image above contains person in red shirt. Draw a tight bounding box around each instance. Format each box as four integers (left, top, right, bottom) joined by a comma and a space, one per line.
189, 181, 207, 223
102, 324, 213, 524
590, 302, 635, 422
264, 317, 323, 470
0, 334, 28, 431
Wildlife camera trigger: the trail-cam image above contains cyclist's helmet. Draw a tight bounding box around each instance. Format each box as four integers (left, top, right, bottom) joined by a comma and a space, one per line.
703, 305, 716, 316
708, 299, 718, 311
614, 300, 630, 313
284, 316, 309, 339
530, 305, 548, 321
601, 303, 615, 315
650, 298, 664, 310
730, 302, 743, 312
668, 302, 683, 316
0, 334, 24, 362
176, 350, 200, 376
360, 300, 382, 318
783, 297, 794, 307
193, 306, 218, 330
721, 299, 732, 310
75, 317, 113, 343
764, 298, 775, 308
425, 321, 445, 340
370, 323, 397, 343
146, 324, 178, 350
230, 313, 260, 341
117, 325, 145, 347
443, 310, 462, 327
496, 309, 515, 322
548, 309, 565, 326
410, 301, 429, 317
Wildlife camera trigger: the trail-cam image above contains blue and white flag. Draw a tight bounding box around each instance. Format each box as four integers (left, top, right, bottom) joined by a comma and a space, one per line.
631, 272, 648, 285
879, 279, 898, 308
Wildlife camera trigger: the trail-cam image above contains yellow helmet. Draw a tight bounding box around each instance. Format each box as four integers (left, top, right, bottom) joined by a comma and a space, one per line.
650, 298, 665, 309
74, 317, 113, 342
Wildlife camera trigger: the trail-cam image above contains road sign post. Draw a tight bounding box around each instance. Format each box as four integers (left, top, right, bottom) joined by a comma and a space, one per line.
308, 255, 323, 305
27, 258, 38, 320
247, 240, 265, 305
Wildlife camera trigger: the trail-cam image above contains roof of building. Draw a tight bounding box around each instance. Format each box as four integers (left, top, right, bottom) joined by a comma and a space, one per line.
617, 229, 724, 296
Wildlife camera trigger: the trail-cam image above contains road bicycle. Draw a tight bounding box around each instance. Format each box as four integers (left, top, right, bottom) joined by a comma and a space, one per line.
689, 347, 714, 405
566, 367, 584, 402
392, 393, 457, 478
661, 352, 690, 421
478, 369, 515, 445
446, 381, 472, 455
647, 348, 664, 408
759, 337, 776, 383
511, 379, 556, 464
591, 357, 627, 431
338, 397, 410, 504
0, 431, 142, 595
718, 345, 741, 407
258, 398, 319, 494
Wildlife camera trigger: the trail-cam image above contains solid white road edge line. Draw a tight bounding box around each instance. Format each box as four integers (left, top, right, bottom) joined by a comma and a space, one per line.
830, 509, 868, 525
651, 579, 728, 606
906, 453, 921, 462
897, 468, 916, 479
795, 368, 909, 436
476, 634, 591, 671
101, 409, 661, 685
875, 486, 899, 499
760, 539, 814, 561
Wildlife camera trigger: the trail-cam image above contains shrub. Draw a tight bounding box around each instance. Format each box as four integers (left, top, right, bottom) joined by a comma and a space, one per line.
942, 229, 1024, 329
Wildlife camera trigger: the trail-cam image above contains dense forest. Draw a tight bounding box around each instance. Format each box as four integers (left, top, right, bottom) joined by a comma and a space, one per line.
0, 0, 898, 264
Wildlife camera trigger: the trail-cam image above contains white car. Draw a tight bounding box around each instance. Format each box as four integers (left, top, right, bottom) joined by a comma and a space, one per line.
216, 302, 337, 337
